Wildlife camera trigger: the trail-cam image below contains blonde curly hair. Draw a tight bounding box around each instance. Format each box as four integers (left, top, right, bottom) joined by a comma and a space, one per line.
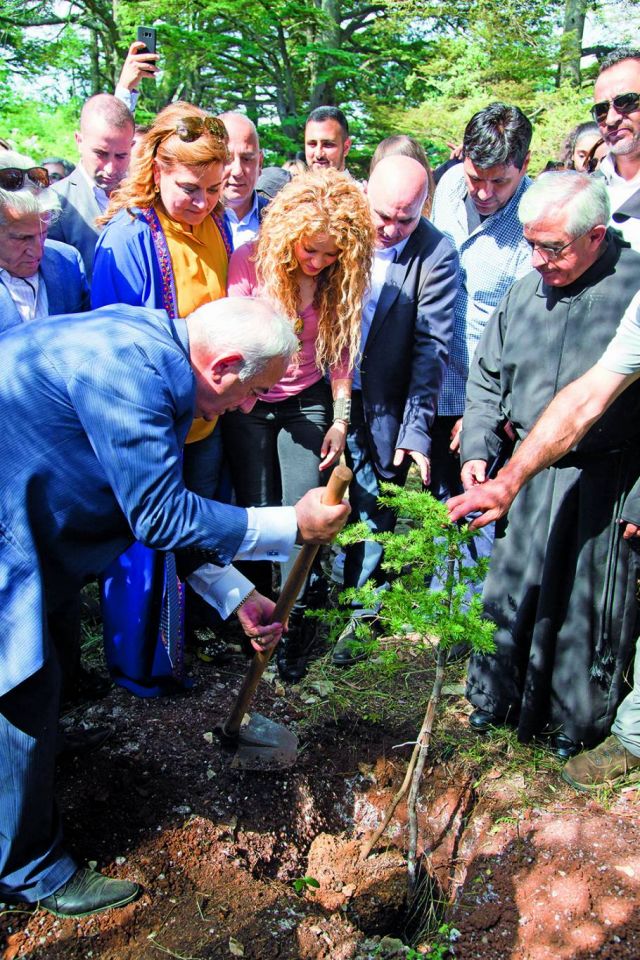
255, 169, 375, 372
98, 101, 229, 226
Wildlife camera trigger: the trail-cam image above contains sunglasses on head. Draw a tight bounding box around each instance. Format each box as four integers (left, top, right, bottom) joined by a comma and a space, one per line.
591, 91, 640, 123
174, 115, 227, 143
0, 166, 50, 191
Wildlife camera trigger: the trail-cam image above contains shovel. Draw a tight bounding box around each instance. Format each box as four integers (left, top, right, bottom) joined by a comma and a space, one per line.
219, 464, 352, 770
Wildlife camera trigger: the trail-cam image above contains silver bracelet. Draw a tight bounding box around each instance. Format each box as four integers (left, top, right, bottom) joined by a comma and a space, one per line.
333, 396, 351, 424
230, 588, 256, 617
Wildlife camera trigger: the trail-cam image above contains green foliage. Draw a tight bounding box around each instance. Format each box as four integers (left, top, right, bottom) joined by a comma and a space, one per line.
332, 485, 496, 658
292, 875, 320, 896
2, 1, 639, 170
1, 99, 80, 160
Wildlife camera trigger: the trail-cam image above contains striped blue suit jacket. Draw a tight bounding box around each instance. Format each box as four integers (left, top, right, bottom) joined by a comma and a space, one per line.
0, 304, 247, 695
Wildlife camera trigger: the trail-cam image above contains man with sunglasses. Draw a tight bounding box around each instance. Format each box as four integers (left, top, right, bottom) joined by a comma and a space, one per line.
592, 47, 640, 251
0, 151, 89, 332
48, 94, 135, 283
450, 171, 640, 766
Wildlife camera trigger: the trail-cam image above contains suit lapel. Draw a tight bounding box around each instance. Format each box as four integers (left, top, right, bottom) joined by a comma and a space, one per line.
366, 230, 419, 348
39, 250, 61, 314
70, 170, 101, 227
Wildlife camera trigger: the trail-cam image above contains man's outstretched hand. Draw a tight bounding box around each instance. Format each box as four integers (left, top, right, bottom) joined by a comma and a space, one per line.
447, 475, 518, 529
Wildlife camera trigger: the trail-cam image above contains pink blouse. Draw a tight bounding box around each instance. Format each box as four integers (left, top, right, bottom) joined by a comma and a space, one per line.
227, 242, 351, 403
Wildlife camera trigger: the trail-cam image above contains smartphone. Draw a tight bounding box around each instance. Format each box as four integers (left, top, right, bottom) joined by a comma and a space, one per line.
136, 26, 157, 56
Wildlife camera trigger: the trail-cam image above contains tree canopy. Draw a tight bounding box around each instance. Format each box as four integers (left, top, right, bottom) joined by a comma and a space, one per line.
1, 0, 639, 172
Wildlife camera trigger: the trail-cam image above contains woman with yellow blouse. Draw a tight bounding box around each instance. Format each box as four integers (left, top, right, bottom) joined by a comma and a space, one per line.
91, 102, 231, 696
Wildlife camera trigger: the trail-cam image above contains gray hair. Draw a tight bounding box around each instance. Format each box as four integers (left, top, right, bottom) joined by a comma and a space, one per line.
518, 171, 610, 237
187, 297, 298, 380
0, 150, 61, 226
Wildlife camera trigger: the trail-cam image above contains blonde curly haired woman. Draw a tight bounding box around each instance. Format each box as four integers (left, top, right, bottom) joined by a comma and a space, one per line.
224, 168, 375, 681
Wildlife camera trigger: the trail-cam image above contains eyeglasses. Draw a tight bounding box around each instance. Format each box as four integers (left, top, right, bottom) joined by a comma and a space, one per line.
0, 166, 50, 191
174, 116, 227, 143
585, 138, 606, 174
591, 91, 640, 123
524, 230, 591, 262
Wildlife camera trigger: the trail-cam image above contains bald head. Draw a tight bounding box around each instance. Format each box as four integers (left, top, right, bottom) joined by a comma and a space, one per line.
366, 155, 427, 249
219, 112, 263, 217
76, 94, 134, 194
80, 94, 135, 133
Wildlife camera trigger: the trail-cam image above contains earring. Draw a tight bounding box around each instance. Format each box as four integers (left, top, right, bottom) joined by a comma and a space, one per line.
154, 184, 160, 194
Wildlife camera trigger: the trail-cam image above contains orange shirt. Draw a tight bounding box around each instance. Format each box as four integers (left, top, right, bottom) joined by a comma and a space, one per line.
156, 207, 227, 443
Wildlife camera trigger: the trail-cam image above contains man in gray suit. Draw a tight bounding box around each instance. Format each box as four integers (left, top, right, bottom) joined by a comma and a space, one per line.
48, 94, 135, 282
0, 152, 89, 331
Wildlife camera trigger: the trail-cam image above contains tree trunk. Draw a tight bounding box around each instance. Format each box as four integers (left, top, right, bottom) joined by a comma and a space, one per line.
557, 0, 588, 87
89, 28, 101, 95
308, 0, 341, 108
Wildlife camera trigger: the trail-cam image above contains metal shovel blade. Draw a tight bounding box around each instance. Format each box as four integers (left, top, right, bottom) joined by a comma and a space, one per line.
227, 712, 298, 770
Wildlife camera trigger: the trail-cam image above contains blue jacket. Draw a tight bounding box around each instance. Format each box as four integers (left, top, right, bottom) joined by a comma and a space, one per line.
0, 305, 247, 695
91, 208, 168, 311
0, 239, 90, 333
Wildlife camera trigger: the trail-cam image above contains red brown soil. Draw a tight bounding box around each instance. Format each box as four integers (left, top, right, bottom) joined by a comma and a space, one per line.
1, 649, 639, 960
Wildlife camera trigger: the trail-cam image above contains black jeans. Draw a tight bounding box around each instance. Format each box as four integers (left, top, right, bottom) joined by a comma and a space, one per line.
222, 379, 332, 600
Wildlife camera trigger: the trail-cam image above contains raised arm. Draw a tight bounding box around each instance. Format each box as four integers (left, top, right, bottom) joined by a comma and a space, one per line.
447, 363, 637, 528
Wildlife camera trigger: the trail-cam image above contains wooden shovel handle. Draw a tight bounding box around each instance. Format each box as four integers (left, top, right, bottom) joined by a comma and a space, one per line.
223, 464, 352, 737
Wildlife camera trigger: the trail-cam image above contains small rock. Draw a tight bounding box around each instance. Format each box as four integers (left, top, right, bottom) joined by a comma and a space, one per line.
229, 936, 245, 956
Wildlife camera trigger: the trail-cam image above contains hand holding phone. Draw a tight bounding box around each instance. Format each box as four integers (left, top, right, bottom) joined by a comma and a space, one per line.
117, 31, 159, 92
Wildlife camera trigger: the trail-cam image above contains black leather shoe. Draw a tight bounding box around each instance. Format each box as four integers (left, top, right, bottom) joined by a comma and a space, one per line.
549, 733, 579, 760
39, 868, 141, 918
277, 613, 318, 683
332, 619, 369, 667
56, 725, 113, 758
468, 708, 506, 734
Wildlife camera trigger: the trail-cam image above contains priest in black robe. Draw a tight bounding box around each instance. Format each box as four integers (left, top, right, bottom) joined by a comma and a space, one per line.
460, 170, 640, 756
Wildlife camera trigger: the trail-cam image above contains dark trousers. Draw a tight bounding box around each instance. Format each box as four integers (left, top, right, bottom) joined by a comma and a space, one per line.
0, 654, 76, 901
343, 391, 404, 591
428, 414, 495, 573
222, 380, 332, 601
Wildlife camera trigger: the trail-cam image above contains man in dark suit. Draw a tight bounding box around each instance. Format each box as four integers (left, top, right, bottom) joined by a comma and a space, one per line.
0, 297, 348, 917
48, 94, 135, 282
0, 168, 89, 331
333, 154, 459, 664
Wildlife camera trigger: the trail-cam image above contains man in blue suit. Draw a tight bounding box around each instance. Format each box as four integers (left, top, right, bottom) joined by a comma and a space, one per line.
0, 297, 348, 917
0, 154, 89, 330
332, 154, 459, 665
